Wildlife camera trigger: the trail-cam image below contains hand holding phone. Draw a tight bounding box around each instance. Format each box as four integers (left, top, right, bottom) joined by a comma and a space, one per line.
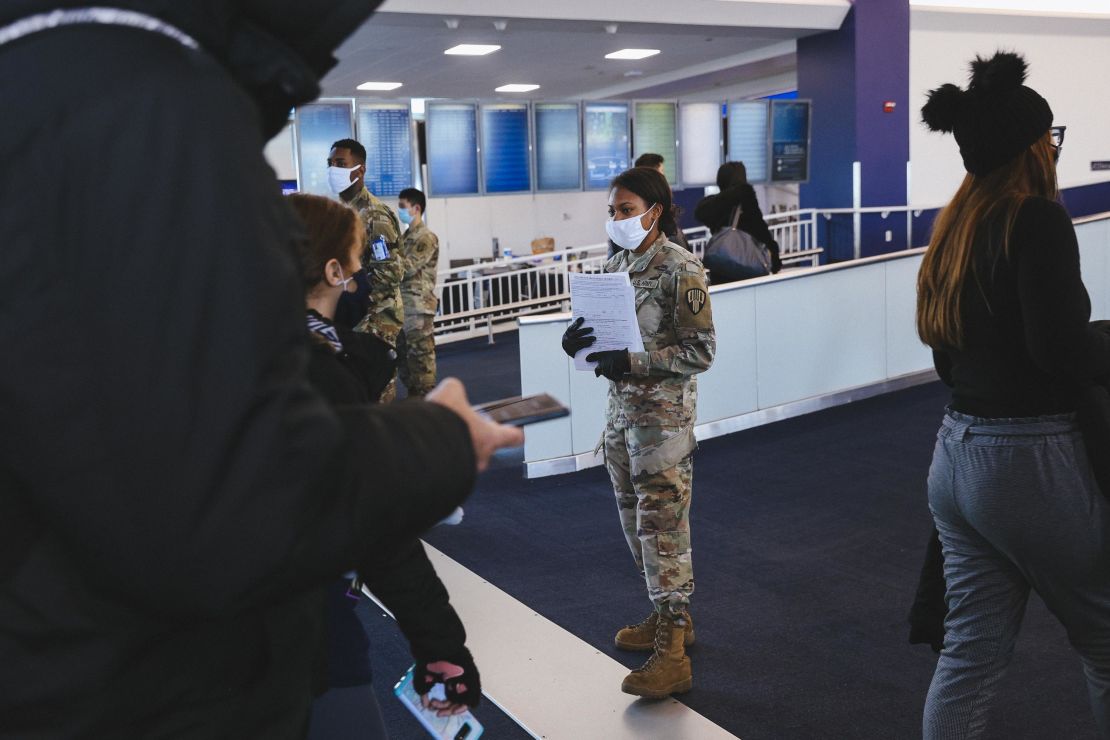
395, 665, 483, 740
473, 393, 569, 427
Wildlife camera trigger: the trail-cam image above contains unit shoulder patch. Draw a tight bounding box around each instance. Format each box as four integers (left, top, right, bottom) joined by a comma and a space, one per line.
676, 272, 713, 329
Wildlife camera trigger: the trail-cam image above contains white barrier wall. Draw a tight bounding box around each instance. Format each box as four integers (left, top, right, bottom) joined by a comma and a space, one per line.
519, 215, 1110, 474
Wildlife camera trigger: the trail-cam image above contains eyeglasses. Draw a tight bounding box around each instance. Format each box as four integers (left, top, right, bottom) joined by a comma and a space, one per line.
1051, 125, 1067, 149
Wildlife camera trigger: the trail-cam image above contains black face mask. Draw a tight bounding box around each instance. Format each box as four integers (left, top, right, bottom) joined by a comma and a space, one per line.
333, 268, 373, 331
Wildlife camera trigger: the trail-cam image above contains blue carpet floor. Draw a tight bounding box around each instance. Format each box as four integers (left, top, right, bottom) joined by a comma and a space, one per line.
419, 377, 1096, 739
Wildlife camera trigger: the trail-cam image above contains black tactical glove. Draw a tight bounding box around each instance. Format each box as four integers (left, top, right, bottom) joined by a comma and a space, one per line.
561, 316, 596, 358
413, 648, 481, 708
586, 349, 631, 380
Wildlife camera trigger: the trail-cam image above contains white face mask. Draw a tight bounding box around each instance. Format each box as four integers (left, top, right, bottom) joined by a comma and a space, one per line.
327, 164, 361, 195
606, 204, 658, 250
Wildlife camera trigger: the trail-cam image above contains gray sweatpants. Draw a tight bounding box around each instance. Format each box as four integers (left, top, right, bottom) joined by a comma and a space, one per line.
924, 409, 1110, 739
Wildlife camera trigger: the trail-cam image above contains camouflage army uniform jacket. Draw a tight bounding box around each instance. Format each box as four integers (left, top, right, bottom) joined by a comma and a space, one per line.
603, 235, 716, 428
400, 220, 440, 315
347, 186, 403, 343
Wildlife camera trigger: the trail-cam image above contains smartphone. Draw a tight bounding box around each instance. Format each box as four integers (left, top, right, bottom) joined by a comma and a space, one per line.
394, 666, 484, 740
473, 393, 569, 427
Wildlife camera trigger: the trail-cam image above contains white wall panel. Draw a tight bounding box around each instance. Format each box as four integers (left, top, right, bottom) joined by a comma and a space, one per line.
695, 288, 759, 423
755, 264, 888, 408
1079, 219, 1110, 320
520, 321, 574, 461
884, 254, 932, 377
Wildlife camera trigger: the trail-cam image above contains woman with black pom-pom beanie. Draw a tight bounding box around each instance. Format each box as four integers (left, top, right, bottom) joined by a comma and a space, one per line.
916, 51, 1110, 739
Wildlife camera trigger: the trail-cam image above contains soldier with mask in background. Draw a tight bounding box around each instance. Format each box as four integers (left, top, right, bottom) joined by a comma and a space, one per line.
561, 167, 715, 699
396, 187, 440, 398
328, 138, 405, 402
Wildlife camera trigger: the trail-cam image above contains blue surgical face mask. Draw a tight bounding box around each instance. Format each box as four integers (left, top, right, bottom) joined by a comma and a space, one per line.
398, 207, 413, 225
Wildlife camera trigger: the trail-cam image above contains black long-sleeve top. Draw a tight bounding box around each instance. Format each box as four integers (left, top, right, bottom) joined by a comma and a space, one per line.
933, 197, 1110, 417
694, 183, 781, 271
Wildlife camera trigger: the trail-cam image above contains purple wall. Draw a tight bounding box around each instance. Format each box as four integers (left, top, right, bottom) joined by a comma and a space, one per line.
798, 0, 911, 261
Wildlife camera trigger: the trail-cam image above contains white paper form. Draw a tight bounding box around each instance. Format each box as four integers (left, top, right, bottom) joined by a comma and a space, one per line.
569, 272, 645, 371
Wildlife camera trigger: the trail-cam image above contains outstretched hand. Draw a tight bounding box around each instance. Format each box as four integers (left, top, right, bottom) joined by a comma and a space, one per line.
426, 378, 524, 472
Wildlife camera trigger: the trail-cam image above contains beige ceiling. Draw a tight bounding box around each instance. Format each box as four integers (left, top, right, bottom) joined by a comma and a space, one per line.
322, 2, 850, 101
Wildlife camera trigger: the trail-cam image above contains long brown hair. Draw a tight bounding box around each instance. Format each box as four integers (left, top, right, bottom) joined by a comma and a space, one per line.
286, 193, 363, 291
916, 132, 1058, 348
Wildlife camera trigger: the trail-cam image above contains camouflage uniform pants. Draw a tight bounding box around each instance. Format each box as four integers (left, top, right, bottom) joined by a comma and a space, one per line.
603, 425, 694, 617
396, 312, 437, 397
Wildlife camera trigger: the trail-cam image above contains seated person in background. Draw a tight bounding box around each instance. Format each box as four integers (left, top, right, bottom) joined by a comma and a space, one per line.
694, 161, 782, 273
288, 194, 482, 738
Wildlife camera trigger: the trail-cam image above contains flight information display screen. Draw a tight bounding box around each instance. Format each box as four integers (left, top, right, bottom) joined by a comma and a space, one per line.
427, 103, 479, 196
584, 102, 629, 189
357, 103, 413, 197
296, 103, 354, 196
727, 100, 769, 183
679, 102, 722, 186
535, 103, 581, 191
482, 104, 531, 193
633, 102, 677, 183
771, 100, 811, 182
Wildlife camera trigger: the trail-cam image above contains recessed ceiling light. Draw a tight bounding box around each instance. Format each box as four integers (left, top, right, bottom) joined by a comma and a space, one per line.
356, 81, 403, 91
444, 44, 501, 56
605, 48, 660, 60
495, 84, 540, 93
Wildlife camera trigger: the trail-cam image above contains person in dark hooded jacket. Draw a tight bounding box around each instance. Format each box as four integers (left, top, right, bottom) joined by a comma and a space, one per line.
694, 161, 783, 273
0, 3, 520, 738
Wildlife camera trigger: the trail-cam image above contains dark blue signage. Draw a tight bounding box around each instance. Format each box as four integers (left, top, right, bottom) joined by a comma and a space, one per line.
358, 104, 413, 197
427, 103, 479, 196
771, 100, 811, 183
482, 104, 531, 193
535, 103, 581, 191
296, 103, 354, 196
584, 103, 629, 189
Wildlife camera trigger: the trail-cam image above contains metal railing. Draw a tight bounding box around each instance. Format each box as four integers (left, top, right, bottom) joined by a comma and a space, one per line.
431, 212, 822, 344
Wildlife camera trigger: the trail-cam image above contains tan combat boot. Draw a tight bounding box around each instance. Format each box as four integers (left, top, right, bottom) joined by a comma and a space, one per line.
620, 612, 693, 698
614, 610, 695, 651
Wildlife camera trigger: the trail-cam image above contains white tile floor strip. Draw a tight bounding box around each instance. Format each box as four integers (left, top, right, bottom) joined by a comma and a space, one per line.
423, 543, 741, 740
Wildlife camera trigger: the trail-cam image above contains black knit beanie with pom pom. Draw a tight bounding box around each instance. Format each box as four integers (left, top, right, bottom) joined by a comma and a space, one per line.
921, 51, 1053, 176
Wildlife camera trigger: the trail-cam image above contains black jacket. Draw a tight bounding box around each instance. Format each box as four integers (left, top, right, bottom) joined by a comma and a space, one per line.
695, 183, 782, 272
0, 4, 477, 737
306, 325, 468, 685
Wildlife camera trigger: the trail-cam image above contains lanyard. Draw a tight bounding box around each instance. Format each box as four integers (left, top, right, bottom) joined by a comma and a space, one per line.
0, 7, 198, 51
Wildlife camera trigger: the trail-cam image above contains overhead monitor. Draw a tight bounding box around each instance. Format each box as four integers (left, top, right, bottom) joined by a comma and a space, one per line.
426, 103, 480, 196
534, 103, 581, 191
583, 102, 629, 189
633, 102, 677, 183
726, 100, 769, 183
770, 100, 811, 183
296, 102, 354, 196
481, 103, 531, 193
356, 103, 414, 198
679, 102, 723, 187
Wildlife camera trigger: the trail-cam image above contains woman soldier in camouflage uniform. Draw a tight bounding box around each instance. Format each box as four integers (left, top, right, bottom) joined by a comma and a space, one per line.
562, 167, 715, 698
